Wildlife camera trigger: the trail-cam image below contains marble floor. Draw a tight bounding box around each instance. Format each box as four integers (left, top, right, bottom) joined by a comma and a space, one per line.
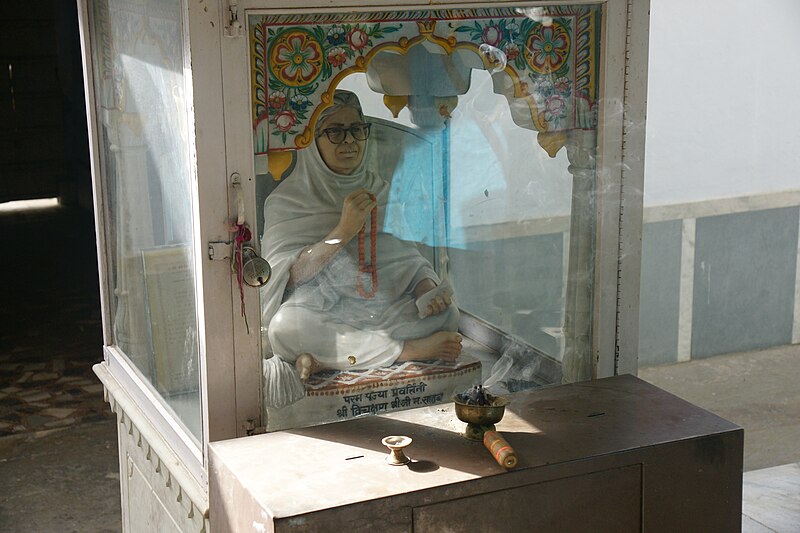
742, 462, 800, 533
0, 289, 108, 436
0, 203, 119, 532
0, 205, 108, 437
0, 355, 108, 435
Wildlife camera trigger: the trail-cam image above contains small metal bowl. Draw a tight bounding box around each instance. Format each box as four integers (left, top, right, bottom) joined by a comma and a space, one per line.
452, 396, 509, 426
381, 435, 413, 466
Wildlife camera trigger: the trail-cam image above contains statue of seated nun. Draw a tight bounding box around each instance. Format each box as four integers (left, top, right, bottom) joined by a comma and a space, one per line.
260, 90, 462, 408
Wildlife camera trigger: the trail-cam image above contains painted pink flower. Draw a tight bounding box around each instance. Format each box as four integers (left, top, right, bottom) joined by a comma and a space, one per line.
554, 76, 571, 95
274, 110, 296, 132
327, 46, 347, 68
503, 43, 520, 61
544, 94, 565, 121
347, 28, 369, 51
481, 25, 503, 47
268, 90, 286, 109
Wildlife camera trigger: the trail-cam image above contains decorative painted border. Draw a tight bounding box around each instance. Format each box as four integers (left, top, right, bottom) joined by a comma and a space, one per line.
250, 5, 599, 161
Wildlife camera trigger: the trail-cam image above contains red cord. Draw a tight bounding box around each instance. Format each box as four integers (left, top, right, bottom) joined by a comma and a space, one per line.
357, 194, 377, 298
234, 223, 251, 334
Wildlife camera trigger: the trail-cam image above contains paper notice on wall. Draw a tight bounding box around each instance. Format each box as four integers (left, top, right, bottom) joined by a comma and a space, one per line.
142, 245, 198, 396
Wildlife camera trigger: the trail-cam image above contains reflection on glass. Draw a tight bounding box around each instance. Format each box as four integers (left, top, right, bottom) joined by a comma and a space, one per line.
252, 6, 600, 431
261, 91, 462, 404
90, 0, 201, 441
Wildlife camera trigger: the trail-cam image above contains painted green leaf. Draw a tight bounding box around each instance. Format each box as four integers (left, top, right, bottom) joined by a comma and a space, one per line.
298, 84, 315, 96
519, 18, 534, 36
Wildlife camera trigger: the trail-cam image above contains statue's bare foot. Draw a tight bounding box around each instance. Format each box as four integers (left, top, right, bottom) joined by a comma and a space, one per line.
399, 332, 462, 363
295, 352, 321, 382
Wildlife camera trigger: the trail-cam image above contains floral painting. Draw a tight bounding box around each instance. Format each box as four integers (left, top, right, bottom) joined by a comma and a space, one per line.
453, 16, 576, 129
255, 22, 401, 144
251, 6, 599, 153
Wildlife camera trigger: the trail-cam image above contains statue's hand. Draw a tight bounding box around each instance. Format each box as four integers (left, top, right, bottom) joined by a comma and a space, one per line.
424, 292, 452, 317
337, 188, 377, 239
415, 279, 453, 318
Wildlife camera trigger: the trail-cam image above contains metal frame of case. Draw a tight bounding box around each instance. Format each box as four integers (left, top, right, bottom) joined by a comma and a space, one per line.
77, 0, 648, 527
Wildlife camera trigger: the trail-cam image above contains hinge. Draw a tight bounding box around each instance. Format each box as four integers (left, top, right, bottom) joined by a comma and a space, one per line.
225, 0, 243, 38
208, 241, 232, 261
244, 418, 266, 436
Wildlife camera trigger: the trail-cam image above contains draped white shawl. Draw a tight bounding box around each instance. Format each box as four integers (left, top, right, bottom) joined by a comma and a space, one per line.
259, 141, 445, 356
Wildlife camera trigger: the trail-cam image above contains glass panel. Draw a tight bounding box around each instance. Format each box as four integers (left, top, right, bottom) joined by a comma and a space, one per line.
89, 0, 201, 440
252, 5, 600, 431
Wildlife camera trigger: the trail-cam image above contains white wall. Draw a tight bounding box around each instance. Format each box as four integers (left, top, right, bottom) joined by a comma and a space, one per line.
645, 0, 800, 207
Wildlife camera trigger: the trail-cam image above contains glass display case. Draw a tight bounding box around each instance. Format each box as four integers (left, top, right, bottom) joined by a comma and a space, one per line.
252, 6, 604, 431
78, 0, 649, 530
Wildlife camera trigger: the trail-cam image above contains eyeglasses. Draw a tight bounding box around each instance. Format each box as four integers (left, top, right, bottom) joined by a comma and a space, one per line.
317, 123, 372, 144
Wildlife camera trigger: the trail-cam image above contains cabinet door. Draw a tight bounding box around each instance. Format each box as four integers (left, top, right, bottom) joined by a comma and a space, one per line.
413, 465, 643, 532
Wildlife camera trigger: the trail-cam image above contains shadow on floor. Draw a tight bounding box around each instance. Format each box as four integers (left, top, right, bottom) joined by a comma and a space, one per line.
0, 204, 121, 532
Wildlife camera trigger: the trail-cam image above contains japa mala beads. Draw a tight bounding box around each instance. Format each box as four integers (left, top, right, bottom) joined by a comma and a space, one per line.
357, 193, 377, 298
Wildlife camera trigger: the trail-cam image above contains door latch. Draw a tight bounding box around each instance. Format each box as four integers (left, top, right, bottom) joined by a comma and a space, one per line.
225, 0, 243, 37
208, 241, 232, 261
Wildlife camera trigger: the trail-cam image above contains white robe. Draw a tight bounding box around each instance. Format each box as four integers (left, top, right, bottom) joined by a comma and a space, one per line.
260, 142, 457, 371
